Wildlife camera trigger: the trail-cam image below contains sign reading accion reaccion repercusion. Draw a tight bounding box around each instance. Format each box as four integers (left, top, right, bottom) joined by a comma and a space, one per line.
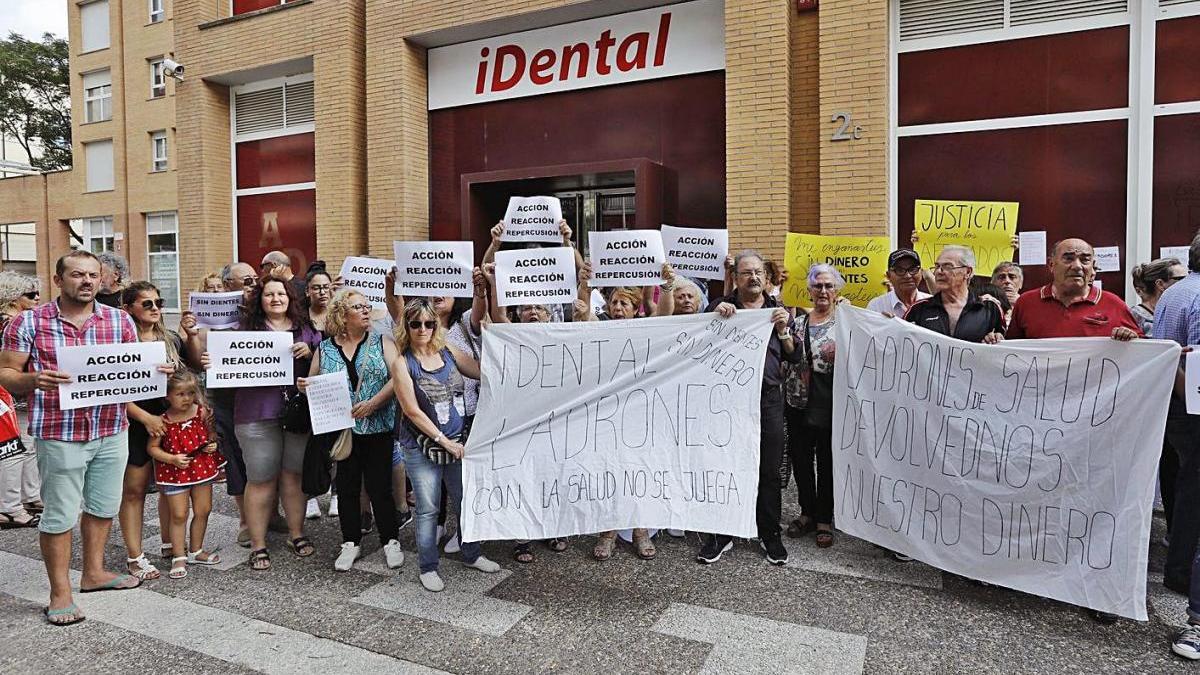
427, 0, 725, 110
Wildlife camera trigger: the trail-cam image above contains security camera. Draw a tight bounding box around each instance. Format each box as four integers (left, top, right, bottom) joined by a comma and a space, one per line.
162, 58, 184, 81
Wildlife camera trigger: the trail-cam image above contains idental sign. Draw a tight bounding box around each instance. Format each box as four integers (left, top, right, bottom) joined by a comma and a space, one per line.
427, 0, 725, 110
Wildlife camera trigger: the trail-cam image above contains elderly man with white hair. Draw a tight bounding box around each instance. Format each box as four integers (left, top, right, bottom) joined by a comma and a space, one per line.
904, 245, 1005, 344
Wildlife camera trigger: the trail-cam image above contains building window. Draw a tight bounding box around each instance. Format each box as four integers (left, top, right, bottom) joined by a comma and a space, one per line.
82, 216, 115, 253
233, 0, 297, 17
0, 222, 37, 275
80, 0, 110, 52
151, 130, 168, 172
146, 211, 179, 310
83, 70, 112, 123
84, 140, 114, 192
150, 59, 166, 98
149, 0, 164, 23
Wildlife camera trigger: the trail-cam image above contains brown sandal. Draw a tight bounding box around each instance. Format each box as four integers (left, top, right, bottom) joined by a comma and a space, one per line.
633, 532, 657, 560
815, 528, 834, 548
592, 532, 617, 560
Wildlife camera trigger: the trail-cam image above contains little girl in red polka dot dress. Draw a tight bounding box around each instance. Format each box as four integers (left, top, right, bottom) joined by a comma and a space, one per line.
148, 370, 225, 579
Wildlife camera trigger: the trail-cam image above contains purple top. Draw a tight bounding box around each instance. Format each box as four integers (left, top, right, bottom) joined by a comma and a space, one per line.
233, 323, 323, 426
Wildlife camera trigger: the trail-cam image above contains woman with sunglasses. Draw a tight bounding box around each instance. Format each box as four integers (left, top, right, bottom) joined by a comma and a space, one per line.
205, 277, 321, 571
0, 271, 43, 528
119, 282, 187, 580
392, 298, 500, 592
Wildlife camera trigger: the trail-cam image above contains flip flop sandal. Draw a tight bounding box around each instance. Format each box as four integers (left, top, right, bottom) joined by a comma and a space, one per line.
288, 536, 315, 558
168, 557, 188, 580
80, 573, 142, 593
513, 542, 535, 564
126, 553, 161, 581
0, 511, 39, 529
250, 548, 271, 571
44, 603, 85, 626
815, 530, 834, 548
187, 548, 222, 566
546, 538, 569, 553
786, 517, 816, 539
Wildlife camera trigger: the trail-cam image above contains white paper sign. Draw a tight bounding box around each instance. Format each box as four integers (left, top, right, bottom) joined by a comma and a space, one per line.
462, 310, 774, 542
661, 224, 728, 280
1162, 246, 1190, 264
493, 247, 577, 308
587, 230, 665, 287
56, 342, 168, 410
833, 305, 1179, 620
393, 241, 474, 298
501, 196, 563, 243
1187, 350, 1200, 416
339, 257, 393, 311
189, 291, 243, 329
1017, 231, 1047, 266
306, 370, 354, 435
206, 331, 294, 389
1094, 246, 1121, 273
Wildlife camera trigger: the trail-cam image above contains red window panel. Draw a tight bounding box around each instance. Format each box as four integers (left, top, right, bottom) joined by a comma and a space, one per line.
1152, 114, 1200, 256
236, 132, 315, 190
236, 189, 316, 276
899, 121, 1128, 296
233, 0, 291, 15
899, 27, 1128, 126
1156, 16, 1200, 105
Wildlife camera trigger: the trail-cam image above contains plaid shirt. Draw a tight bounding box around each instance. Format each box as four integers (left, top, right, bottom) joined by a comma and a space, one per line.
0, 300, 138, 441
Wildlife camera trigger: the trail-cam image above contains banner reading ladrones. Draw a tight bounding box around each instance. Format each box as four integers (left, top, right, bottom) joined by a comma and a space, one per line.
913, 199, 1018, 275
832, 306, 1177, 620
782, 233, 889, 308
462, 310, 774, 541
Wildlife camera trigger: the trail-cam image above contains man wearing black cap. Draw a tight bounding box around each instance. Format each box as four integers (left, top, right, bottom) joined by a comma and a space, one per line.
866, 248, 930, 316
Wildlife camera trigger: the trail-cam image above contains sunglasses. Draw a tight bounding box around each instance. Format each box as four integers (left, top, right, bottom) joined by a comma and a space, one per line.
241, 276, 258, 287
407, 320, 438, 330
140, 298, 166, 310
22, 291, 39, 300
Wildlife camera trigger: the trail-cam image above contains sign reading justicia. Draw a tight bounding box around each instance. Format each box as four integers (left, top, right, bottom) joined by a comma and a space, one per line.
427, 0, 725, 110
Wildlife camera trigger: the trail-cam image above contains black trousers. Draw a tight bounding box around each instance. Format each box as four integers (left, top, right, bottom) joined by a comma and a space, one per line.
757, 386, 786, 541
785, 405, 834, 524
336, 431, 398, 547
1161, 437, 1180, 534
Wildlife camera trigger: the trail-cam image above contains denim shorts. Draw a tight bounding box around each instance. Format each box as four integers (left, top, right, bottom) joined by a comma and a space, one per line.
161, 478, 215, 496
35, 431, 129, 534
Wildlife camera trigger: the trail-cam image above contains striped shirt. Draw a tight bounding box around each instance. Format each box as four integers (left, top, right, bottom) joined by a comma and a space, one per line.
1152, 272, 1200, 347
0, 300, 138, 441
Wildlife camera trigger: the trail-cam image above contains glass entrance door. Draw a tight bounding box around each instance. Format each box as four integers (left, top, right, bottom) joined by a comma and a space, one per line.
553, 188, 636, 253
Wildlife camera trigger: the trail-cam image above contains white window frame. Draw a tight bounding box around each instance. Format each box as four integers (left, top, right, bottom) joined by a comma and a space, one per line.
150, 130, 168, 172
146, 211, 180, 311
81, 216, 115, 253
149, 0, 164, 23
83, 72, 112, 123
150, 59, 166, 98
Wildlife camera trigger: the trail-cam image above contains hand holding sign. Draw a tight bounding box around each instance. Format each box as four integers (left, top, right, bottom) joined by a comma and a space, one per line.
189, 291, 243, 329
56, 342, 169, 410
304, 371, 354, 435
205, 331, 294, 389
501, 197, 563, 243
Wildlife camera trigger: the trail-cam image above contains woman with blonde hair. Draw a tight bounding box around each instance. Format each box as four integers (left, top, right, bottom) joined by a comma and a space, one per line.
197, 272, 225, 294
0, 271, 41, 327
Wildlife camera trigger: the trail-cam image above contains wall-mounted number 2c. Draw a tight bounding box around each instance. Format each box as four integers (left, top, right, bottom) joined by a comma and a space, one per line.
831, 112, 863, 142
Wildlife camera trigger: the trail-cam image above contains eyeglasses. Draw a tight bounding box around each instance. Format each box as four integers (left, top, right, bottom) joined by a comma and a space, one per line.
889, 266, 922, 277
931, 263, 967, 273
348, 303, 371, 312
809, 283, 836, 291
259, 261, 276, 271
407, 320, 437, 330
140, 298, 166, 310
21, 291, 39, 300
308, 284, 332, 293
737, 270, 765, 278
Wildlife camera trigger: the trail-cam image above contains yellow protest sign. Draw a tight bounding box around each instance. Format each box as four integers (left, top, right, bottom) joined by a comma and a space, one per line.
782, 233, 890, 308
913, 199, 1018, 275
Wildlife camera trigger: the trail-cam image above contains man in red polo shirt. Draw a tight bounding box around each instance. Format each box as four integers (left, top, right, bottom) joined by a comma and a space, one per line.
1007, 238, 1142, 341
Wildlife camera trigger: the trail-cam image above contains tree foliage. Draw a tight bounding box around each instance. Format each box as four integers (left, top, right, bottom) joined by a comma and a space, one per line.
0, 32, 71, 172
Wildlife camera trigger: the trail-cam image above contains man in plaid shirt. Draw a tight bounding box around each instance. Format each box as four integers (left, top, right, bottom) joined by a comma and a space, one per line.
0, 250, 163, 626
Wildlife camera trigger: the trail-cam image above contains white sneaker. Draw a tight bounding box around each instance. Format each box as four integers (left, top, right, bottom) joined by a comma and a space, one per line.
334, 542, 361, 572
419, 570, 445, 592
305, 498, 321, 520
444, 532, 460, 554
465, 555, 500, 573
328, 494, 340, 517
383, 539, 405, 569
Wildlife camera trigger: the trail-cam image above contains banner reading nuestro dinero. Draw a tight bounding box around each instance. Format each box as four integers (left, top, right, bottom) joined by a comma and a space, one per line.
461, 310, 774, 542
832, 306, 1178, 620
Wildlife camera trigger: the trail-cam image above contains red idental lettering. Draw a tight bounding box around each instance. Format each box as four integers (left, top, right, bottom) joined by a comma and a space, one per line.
491, 44, 526, 92
529, 48, 557, 85
653, 13, 671, 66
475, 47, 491, 94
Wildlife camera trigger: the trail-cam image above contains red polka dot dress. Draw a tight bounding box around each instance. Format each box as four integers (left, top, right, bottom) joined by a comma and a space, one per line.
154, 406, 225, 488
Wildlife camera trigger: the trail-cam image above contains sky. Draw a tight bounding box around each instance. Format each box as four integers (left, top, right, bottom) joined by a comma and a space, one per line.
1, 0, 70, 40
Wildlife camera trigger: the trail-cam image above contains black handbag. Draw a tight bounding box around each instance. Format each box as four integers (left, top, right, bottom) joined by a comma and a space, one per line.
301, 431, 335, 496
280, 386, 312, 434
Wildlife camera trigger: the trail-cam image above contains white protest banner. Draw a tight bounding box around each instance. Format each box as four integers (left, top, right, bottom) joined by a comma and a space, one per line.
189, 291, 243, 329
339, 257, 393, 310
462, 310, 774, 542
661, 224, 727, 280
305, 370, 354, 435
493, 247, 577, 308
832, 305, 1178, 620
587, 230, 665, 287
393, 241, 474, 298
206, 331, 294, 389
1187, 350, 1200, 415
501, 196, 563, 243
56, 342, 168, 410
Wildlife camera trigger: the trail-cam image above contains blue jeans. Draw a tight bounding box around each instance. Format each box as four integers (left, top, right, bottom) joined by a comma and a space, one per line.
401, 443, 481, 573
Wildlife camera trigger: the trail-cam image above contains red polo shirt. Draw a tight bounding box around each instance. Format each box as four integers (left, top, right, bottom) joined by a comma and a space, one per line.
1006, 283, 1143, 339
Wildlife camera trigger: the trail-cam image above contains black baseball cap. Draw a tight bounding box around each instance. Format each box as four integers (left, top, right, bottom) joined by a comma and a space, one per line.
888, 249, 921, 269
